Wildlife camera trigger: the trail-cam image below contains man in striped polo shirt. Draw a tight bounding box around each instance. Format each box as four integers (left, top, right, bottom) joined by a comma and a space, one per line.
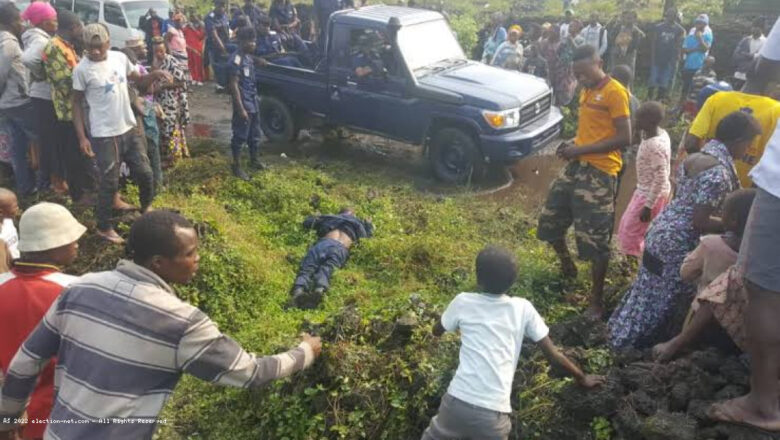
0, 210, 322, 439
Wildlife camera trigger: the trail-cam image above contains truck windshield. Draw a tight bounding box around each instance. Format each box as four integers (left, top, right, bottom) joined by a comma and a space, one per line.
397, 19, 465, 76
123, 1, 170, 29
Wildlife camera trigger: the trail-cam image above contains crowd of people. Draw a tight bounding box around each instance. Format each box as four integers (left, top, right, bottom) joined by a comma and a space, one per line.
0, 0, 779, 437
481, 7, 771, 115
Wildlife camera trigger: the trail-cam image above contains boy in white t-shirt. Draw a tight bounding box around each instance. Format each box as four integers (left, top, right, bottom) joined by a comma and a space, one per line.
0, 188, 19, 270
422, 246, 604, 440
71, 24, 171, 244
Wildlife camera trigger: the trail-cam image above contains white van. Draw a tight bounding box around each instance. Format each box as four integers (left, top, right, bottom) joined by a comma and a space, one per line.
47, 0, 171, 49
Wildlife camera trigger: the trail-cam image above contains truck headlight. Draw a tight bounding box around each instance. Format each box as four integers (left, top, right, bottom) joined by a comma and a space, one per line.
482, 108, 520, 129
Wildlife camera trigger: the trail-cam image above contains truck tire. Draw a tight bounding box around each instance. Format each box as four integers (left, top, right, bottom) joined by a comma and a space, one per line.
429, 127, 484, 184
259, 96, 299, 142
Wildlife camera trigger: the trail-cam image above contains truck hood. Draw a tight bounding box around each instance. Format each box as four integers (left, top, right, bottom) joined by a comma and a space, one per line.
417, 62, 550, 110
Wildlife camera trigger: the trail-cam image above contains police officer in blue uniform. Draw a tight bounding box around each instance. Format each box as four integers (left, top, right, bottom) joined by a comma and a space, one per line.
205, 0, 233, 90
351, 31, 389, 79
228, 27, 266, 180
255, 16, 304, 68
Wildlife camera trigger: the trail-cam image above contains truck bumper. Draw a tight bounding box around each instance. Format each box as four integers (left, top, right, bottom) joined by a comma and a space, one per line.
479, 106, 564, 163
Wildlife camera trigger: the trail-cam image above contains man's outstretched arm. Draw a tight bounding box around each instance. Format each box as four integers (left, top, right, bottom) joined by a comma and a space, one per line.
178, 310, 321, 388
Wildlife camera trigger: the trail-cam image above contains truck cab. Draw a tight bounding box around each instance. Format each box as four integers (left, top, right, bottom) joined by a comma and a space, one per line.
256, 5, 563, 183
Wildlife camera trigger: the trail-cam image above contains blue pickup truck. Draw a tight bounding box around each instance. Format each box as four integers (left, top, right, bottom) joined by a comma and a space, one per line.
256, 5, 563, 183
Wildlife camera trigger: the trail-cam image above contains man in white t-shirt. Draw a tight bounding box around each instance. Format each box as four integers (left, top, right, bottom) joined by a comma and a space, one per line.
707, 17, 780, 433
421, 246, 604, 440
71, 24, 171, 244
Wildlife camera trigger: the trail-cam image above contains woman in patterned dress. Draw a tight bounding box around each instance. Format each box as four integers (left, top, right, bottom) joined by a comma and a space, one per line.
151, 38, 190, 165
608, 112, 761, 350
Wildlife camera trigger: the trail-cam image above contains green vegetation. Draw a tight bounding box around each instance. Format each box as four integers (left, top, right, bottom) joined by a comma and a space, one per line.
78, 141, 628, 439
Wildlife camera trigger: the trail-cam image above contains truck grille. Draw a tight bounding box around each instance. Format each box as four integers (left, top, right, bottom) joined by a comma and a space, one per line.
519, 94, 552, 127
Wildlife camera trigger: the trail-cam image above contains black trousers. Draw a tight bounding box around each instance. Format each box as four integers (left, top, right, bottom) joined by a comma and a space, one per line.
55, 120, 96, 201
92, 129, 154, 230
31, 98, 65, 185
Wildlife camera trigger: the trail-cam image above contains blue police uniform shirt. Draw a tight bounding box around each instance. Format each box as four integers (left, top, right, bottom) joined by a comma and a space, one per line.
229, 52, 258, 113
256, 33, 284, 56
205, 11, 230, 48
351, 52, 369, 70
242, 4, 267, 26
270, 2, 296, 25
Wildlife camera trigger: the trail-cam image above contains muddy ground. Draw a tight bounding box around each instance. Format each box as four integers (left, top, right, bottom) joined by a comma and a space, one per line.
186, 88, 776, 440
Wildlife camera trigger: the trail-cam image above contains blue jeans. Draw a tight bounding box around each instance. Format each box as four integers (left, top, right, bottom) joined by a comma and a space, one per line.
0, 102, 38, 195
649, 62, 675, 89
231, 110, 261, 158
293, 238, 349, 290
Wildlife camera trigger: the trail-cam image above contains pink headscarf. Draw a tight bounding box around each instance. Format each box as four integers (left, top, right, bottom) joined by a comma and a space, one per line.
21, 2, 57, 26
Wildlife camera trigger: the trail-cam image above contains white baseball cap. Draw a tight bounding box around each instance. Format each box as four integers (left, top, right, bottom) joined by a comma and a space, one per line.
18, 203, 87, 252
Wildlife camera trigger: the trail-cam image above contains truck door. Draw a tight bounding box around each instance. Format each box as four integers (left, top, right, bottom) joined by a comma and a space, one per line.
328, 26, 425, 142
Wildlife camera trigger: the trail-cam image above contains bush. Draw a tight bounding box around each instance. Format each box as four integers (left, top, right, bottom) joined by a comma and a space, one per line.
449, 13, 480, 55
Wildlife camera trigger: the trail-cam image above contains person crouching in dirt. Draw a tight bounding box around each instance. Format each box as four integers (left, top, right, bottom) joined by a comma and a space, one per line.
421, 246, 604, 440
290, 208, 373, 309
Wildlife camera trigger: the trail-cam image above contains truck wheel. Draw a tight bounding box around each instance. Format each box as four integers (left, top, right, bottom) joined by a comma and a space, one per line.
429, 127, 484, 184
259, 96, 299, 142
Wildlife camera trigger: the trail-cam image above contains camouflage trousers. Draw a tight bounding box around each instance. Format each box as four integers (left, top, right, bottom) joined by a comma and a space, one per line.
537, 161, 617, 261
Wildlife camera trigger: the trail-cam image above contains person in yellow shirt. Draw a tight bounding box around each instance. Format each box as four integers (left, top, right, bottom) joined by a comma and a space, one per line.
685, 61, 780, 187
537, 44, 631, 319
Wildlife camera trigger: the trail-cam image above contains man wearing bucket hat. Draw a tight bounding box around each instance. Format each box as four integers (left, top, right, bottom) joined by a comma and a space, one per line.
0, 203, 85, 440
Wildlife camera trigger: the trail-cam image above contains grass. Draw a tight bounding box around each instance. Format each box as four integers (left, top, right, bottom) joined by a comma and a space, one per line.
74, 139, 627, 439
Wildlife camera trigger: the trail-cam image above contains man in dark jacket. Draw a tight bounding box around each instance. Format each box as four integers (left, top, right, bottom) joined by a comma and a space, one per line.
138, 8, 164, 63
291, 208, 372, 309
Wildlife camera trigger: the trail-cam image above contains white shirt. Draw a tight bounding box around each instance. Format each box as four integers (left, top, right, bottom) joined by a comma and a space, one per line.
0, 218, 19, 260
441, 292, 549, 413
560, 22, 570, 39
750, 123, 780, 198
748, 35, 766, 57
760, 17, 780, 61
581, 23, 608, 56
72, 50, 136, 138
750, 18, 780, 198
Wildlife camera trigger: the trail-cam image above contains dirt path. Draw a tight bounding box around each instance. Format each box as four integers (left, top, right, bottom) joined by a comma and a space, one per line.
187, 87, 637, 230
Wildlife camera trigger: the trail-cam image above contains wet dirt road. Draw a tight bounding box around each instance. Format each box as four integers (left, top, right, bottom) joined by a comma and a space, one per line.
187, 86, 637, 228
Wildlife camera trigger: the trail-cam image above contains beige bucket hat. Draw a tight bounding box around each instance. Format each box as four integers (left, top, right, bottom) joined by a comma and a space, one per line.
18, 203, 87, 253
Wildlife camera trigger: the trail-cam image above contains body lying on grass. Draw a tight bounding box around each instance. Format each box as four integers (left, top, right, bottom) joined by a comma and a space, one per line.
290, 207, 373, 309
421, 245, 604, 440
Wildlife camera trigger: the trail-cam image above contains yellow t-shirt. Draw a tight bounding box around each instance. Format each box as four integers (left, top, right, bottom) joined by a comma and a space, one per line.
689, 91, 780, 187
574, 77, 630, 176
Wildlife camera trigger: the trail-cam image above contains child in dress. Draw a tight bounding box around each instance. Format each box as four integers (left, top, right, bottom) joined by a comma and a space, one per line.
617, 102, 671, 258
652, 189, 756, 362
